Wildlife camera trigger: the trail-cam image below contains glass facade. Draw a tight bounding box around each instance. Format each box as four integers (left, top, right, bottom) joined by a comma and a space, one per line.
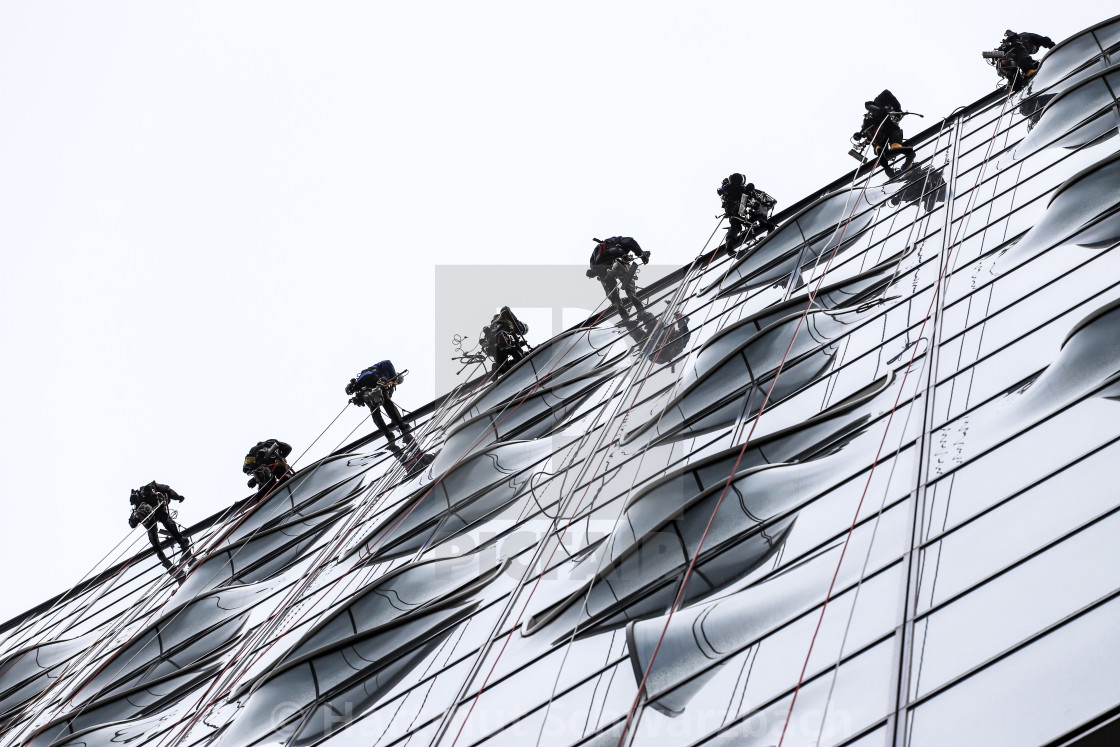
4, 14, 1120, 747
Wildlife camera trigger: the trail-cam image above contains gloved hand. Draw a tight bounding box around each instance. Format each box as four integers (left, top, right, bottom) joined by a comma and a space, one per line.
585, 268, 596, 278
176, 494, 185, 501
852, 131, 864, 140
247, 477, 258, 488
345, 378, 357, 395
349, 395, 362, 406
640, 251, 650, 264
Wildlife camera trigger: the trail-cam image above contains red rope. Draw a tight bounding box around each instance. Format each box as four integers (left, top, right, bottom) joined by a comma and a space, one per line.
12, 405, 348, 744
449, 231, 727, 747
153, 370, 503, 747
617, 157, 887, 747
774, 88, 1016, 747
157, 304, 626, 747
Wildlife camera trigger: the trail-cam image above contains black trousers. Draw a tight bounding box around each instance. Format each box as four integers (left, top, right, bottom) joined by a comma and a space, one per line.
493, 345, 525, 375
362, 388, 411, 442
143, 506, 191, 569
999, 52, 1038, 89
872, 119, 904, 147
725, 216, 745, 253
725, 211, 775, 253
597, 265, 647, 321
250, 461, 291, 490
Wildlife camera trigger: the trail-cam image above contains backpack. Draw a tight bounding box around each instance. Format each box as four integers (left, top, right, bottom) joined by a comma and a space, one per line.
356, 360, 398, 390
373, 360, 397, 381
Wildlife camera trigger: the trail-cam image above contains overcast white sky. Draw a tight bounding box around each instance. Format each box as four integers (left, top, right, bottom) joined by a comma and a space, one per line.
0, 1, 1113, 624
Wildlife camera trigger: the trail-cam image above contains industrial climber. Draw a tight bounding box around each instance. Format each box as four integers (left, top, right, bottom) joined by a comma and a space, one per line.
345, 360, 414, 444
242, 438, 293, 490
853, 89, 906, 155
717, 173, 777, 254
479, 306, 530, 376
987, 30, 1055, 91
128, 481, 193, 581
586, 236, 654, 325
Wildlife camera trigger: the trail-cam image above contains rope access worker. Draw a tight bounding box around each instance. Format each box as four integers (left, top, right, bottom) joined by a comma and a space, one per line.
128, 481, 192, 581
718, 174, 777, 253
586, 237, 654, 324
853, 90, 906, 156
346, 360, 414, 444
989, 30, 1054, 91
480, 306, 530, 376
242, 439, 293, 490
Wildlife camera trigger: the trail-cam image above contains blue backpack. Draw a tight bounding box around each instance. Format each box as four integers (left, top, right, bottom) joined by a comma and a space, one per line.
357, 360, 398, 388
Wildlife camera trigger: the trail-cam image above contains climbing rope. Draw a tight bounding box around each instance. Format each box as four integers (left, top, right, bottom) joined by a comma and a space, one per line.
616, 145, 891, 747
8, 401, 357, 746
157, 295, 639, 747
442, 220, 733, 747
774, 84, 1019, 747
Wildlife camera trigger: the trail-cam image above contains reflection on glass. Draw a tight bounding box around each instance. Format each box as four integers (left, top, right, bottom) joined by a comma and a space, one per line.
627, 556, 901, 716
1015, 69, 1120, 159
1028, 26, 1108, 93
217, 552, 506, 747
936, 296, 1120, 468
0, 633, 95, 720
345, 439, 551, 562
176, 505, 350, 600
706, 188, 879, 297
432, 376, 608, 474
28, 664, 220, 747
629, 299, 894, 446
996, 152, 1120, 271
454, 327, 630, 428
908, 594, 1120, 747
888, 164, 949, 212
69, 584, 266, 708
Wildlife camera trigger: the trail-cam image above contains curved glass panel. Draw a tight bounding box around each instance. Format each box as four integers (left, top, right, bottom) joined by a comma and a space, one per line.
1015, 71, 1119, 159
432, 376, 605, 474
946, 297, 1120, 463
348, 438, 551, 561
998, 153, 1120, 270
454, 327, 629, 426
70, 583, 265, 706
0, 633, 95, 718
1030, 31, 1108, 92
708, 189, 879, 297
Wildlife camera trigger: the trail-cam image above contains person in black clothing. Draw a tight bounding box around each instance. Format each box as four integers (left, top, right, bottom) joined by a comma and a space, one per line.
717, 174, 777, 253
242, 439, 293, 490
991, 30, 1054, 91
128, 481, 192, 580
346, 360, 413, 444
854, 89, 906, 153
586, 237, 653, 324
480, 306, 530, 376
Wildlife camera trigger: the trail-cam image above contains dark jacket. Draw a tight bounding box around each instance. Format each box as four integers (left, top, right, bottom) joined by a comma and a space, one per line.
857, 90, 904, 144
481, 308, 529, 355
590, 237, 644, 268
1004, 31, 1054, 56
129, 481, 183, 527
718, 174, 748, 215
354, 360, 398, 390
719, 175, 774, 219
862, 90, 901, 127
243, 439, 293, 475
